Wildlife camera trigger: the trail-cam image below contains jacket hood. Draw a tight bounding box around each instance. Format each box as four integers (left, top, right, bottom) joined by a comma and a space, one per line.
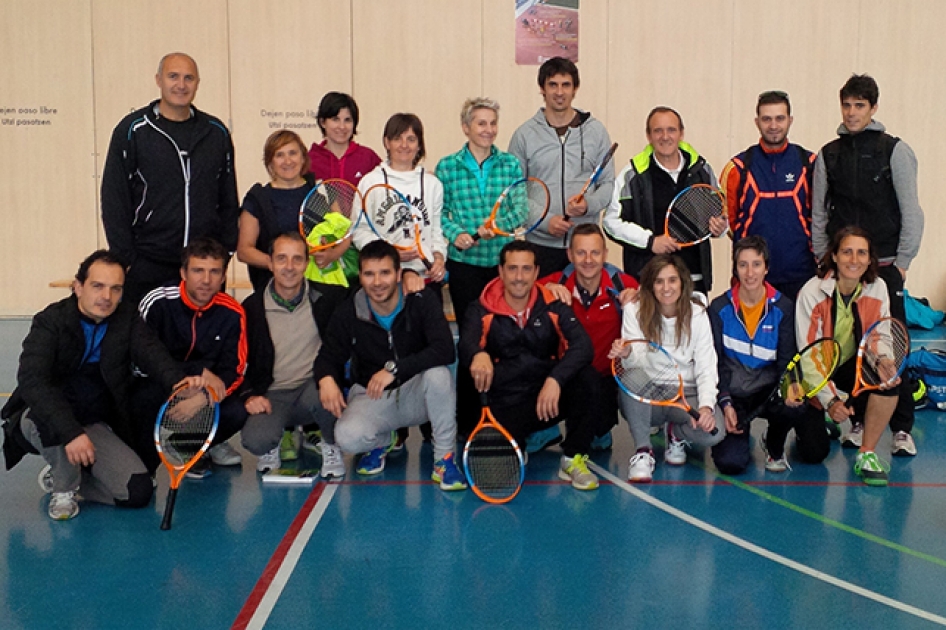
479, 276, 549, 317
837, 119, 886, 136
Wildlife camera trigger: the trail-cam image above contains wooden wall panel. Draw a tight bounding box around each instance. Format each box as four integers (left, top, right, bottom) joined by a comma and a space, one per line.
2, 0, 946, 314
351, 0, 483, 170
0, 1, 96, 316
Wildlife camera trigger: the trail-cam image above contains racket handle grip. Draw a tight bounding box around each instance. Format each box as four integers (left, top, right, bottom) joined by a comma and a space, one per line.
479, 392, 489, 407
688, 408, 719, 436
421, 257, 433, 272
471, 233, 481, 243
160, 487, 178, 531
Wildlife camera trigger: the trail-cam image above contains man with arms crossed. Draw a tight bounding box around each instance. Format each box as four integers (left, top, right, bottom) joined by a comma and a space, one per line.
459, 240, 600, 490
812, 74, 924, 457
2, 251, 189, 520
240, 232, 346, 477
603, 107, 726, 295
508, 56, 614, 275
313, 241, 466, 490
101, 52, 240, 306
134, 237, 248, 478
720, 90, 817, 299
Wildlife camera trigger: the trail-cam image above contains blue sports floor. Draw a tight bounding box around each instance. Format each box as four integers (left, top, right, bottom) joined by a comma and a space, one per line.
3, 319, 946, 629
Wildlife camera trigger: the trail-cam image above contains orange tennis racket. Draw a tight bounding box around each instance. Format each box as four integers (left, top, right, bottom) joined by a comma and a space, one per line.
154, 384, 219, 530
612, 338, 718, 435
849, 317, 910, 399
463, 394, 525, 504
471, 177, 550, 242
298, 178, 363, 253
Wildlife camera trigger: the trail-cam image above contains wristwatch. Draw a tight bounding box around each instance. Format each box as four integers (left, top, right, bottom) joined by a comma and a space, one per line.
384, 360, 398, 376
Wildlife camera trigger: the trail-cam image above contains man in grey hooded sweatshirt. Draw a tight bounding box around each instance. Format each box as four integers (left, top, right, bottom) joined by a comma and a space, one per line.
508, 56, 614, 275
812, 73, 924, 458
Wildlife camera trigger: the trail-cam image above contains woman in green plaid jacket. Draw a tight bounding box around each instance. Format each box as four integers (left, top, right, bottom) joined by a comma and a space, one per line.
435, 97, 523, 435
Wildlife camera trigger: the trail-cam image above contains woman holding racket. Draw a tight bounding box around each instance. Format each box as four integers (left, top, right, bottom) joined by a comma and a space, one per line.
307, 92, 382, 287
237, 130, 325, 293
708, 236, 830, 475
436, 97, 523, 436
354, 113, 447, 292
796, 226, 901, 486
608, 254, 724, 482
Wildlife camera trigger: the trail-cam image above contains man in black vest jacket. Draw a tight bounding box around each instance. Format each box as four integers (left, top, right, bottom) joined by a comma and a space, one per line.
812, 73, 925, 457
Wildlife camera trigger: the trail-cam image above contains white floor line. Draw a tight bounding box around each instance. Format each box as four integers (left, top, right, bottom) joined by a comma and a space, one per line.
244, 483, 338, 630
589, 461, 946, 626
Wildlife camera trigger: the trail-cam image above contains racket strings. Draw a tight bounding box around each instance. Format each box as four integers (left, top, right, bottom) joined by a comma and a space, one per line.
667, 189, 722, 243
496, 180, 549, 236
158, 390, 215, 466
861, 323, 909, 386
466, 427, 522, 499
785, 340, 840, 395
615, 357, 680, 403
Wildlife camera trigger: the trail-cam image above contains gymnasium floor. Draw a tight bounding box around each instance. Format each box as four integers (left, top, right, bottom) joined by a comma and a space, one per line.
2, 319, 946, 629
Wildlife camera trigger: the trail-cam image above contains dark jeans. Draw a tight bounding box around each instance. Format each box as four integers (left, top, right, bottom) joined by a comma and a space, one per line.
132, 378, 248, 474
489, 365, 600, 457
711, 387, 830, 475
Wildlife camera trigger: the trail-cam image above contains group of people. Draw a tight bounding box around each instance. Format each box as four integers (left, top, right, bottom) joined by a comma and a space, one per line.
0, 51, 924, 521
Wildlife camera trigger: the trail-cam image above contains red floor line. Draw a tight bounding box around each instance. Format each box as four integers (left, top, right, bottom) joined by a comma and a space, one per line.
231, 483, 328, 630
336, 478, 946, 488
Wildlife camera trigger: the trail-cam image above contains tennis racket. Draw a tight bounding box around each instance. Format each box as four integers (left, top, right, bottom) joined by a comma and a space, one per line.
612, 339, 719, 436
664, 184, 725, 247
848, 317, 910, 399
743, 337, 841, 423
463, 393, 526, 504
154, 385, 220, 530
362, 182, 433, 270
575, 142, 618, 202
471, 177, 551, 242
298, 178, 363, 253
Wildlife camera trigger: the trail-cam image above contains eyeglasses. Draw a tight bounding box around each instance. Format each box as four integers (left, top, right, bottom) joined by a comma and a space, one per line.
758, 90, 789, 102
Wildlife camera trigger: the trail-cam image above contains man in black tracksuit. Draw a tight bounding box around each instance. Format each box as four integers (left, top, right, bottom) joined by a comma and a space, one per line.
101, 53, 239, 306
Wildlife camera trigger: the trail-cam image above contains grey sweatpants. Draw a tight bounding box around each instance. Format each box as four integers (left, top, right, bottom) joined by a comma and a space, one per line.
241, 380, 337, 456
335, 367, 457, 461
619, 388, 726, 451
21, 412, 152, 507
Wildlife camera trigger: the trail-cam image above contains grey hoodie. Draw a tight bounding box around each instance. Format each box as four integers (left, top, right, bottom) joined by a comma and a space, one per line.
508, 108, 613, 249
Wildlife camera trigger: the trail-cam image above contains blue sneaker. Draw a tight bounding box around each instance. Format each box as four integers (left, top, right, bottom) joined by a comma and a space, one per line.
355, 431, 396, 476
590, 431, 613, 451
432, 453, 468, 491
525, 425, 562, 454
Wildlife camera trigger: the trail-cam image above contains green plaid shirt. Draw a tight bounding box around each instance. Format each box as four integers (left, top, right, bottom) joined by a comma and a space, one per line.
435, 145, 523, 268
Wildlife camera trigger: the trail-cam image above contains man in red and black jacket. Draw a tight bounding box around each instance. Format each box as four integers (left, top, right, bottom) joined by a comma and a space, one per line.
538, 224, 638, 449
133, 237, 248, 477
458, 240, 601, 491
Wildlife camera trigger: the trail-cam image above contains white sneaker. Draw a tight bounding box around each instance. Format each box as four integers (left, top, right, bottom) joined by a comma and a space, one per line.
628, 451, 656, 483
320, 443, 346, 479
38, 464, 53, 494
48, 491, 79, 520
210, 442, 242, 466
841, 423, 863, 449
764, 455, 792, 473
665, 425, 688, 466
256, 446, 280, 473
891, 431, 917, 457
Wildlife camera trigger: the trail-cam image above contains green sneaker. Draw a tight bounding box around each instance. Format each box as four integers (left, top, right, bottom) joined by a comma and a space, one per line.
302, 430, 322, 454
558, 454, 599, 491
279, 430, 300, 462
854, 451, 889, 487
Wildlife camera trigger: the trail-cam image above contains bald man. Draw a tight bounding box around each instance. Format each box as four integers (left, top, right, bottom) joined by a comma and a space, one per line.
101, 52, 240, 306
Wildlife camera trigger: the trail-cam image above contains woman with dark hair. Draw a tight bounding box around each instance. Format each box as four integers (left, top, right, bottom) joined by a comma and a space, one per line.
796, 225, 899, 486
354, 113, 447, 290
308, 92, 381, 185
608, 254, 724, 483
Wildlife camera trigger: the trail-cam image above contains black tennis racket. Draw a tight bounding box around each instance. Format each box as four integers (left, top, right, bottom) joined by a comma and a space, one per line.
298, 178, 362, 253
664, 184, 724, 247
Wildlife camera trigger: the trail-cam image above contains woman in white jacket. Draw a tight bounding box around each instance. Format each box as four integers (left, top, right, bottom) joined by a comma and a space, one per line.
609, 254, 724, 482
355, 113, 447, 291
